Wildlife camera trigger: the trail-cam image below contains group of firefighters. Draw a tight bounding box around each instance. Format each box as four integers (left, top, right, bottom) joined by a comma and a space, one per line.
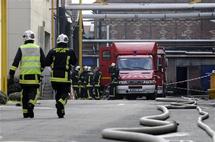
8, 30, 118, 119
71, 65, 102, 100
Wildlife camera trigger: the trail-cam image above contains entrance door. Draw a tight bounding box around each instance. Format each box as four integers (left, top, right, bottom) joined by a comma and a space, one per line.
176, 67, 187, 95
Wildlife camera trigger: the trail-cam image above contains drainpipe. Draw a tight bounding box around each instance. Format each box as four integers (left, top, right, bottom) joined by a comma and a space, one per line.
56, 0, 59, 37
51, 0, 55, 48
1, 0, 8, 94
106, 25, 110, 47
79, 0, 83, 71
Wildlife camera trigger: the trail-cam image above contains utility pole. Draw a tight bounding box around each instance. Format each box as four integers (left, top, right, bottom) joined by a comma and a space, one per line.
1, 0, 8, 94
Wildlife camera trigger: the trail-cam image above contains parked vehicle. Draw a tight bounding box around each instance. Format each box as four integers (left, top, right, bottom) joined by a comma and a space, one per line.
99, 42, 167, 99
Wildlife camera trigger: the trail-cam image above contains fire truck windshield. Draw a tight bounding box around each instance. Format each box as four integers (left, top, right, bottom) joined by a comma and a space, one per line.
117, 56, 153, 70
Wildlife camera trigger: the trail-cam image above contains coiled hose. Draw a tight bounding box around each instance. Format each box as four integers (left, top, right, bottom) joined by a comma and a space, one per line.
197, 106, 215, 142
102, 97, 215, 142
102, 105, 178, 142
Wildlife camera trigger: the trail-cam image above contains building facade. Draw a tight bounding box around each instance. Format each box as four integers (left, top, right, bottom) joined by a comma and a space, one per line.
8, 0, 53, 67
7, 0, 55, 98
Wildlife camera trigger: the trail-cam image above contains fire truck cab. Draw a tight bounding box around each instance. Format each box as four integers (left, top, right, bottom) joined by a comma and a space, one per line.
99, 42, 167, 100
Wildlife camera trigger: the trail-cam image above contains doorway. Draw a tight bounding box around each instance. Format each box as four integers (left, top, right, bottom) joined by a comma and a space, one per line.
176, 67, 187, 95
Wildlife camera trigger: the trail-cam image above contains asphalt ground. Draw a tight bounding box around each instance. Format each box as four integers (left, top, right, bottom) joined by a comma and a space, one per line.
0, 97, 215, 142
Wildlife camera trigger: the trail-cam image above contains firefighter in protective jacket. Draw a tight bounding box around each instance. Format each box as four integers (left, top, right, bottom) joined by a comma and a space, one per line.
109, 63, 119, 98
45, 34, 77, 118
9, 30, 45, 118
71, 66, 81, 99
86, 66, 94, 99
80, 66, 88, 99
93, 67, 102, 99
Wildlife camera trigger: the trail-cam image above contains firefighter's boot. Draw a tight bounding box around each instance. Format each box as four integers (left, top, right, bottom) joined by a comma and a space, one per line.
28, 103, 34, 118
23, 113, 29, 118
55, 103, 65, 118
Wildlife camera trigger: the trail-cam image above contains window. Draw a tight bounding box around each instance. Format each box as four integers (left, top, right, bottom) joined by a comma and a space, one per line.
117, 57, 153, 70
102, 50, 111, 60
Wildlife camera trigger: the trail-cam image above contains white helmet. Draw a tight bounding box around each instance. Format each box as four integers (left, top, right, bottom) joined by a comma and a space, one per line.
87, 66, 92, 72
23, 30, 35, 41
111, 63, 116, 66
83, 66, 88, 71
57, 34, 69, 44
75, 66, 80, 71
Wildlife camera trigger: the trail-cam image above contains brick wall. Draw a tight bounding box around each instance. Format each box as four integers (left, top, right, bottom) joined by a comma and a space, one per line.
98, 1, 215, 40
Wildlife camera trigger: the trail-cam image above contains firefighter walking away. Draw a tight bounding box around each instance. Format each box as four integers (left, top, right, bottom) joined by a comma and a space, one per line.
9, 30, 45, 118
45, 34, 77, 118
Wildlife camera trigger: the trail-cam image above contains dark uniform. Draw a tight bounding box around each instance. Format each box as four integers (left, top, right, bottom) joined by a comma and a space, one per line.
45, 34, 77, 118
109, 64, 119, 98
80, 67, 88, 99
71, 67, 80, 99
93, 67, 102, 99
9, 30, 45, 118
86, 67, 94, 99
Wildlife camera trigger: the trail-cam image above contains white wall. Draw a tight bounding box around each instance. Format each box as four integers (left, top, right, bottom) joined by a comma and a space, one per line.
31, 0, 52, 52
8, 0, 31, 68
8, 0, 53, 72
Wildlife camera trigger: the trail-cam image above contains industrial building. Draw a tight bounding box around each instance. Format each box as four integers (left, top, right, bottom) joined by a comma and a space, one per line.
1, 0, 215, 96
78, 0, 215, 95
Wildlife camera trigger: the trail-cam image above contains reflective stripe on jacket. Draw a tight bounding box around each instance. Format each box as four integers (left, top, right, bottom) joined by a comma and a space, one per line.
20, 43, 41, 75
50, 48, 71, 83
19, 43, 41, 84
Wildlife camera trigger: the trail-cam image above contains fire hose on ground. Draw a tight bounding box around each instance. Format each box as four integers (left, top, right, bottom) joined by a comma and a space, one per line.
101, 97, 215, 142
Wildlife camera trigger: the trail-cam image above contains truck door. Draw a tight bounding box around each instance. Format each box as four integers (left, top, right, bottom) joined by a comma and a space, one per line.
99, 47, 112, 86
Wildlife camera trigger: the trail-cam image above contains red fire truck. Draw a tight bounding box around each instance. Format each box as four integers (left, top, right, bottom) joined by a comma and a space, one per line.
99, 42, 167, 100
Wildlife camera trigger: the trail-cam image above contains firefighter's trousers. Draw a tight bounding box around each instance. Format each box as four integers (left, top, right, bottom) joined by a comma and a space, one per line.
80, 84, 87, 99
52, 82, 70, 118
21, 84, 39, 118
94, 84, 101, 99
72, 84, 80, 99
86, 85, 93, 99
110, 82, 117, 98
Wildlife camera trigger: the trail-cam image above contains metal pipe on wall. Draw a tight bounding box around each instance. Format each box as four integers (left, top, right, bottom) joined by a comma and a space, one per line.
1, 0, 8, 94
83, 12, 215, 19
51, 0, 55, 48
56, 0, 59, 38
79, 0, 83, 71
65, 3, 215, 10
82, 39, 215, 43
